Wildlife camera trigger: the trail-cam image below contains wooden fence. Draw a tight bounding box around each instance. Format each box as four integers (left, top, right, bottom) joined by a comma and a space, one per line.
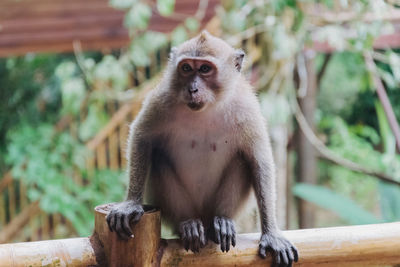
0, 27, 263, 243
0, 203, 399, 266
0, 0, 218, 57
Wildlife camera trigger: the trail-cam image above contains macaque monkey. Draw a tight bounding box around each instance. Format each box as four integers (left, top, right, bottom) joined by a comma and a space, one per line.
107, 31, 298, 267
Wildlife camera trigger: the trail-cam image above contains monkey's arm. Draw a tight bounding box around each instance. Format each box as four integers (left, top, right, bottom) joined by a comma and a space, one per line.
125, 123, 152, 202
107, 91, 164, 240
242, 118, 298, 267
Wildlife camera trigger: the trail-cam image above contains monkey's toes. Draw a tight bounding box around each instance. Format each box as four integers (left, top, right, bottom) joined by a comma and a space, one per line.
179, 219, 206, 253
259, 233, 298, 267
212, 216, 236, 252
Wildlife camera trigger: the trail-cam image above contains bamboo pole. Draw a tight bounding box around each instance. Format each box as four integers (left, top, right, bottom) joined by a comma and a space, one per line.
161, 222, 400, 266
93, 203, 400, 267
0, 237, 98, 267
0, 203, 400, 266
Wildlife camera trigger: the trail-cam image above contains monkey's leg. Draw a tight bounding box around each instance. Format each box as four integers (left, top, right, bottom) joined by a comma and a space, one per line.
158, 174, 207, 252
152, 154, 207, 252
208, 157, 252, 252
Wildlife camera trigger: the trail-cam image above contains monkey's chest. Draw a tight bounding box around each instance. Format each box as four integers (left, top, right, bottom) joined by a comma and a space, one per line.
167, 131, 235, 197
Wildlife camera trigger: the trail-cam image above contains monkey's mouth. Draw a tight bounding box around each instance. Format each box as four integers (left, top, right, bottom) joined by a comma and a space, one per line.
187, 101, 204, 111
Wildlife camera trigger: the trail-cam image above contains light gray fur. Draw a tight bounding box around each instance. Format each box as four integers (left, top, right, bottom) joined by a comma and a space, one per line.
110, 31, 298, 266
126, 33, 278, 234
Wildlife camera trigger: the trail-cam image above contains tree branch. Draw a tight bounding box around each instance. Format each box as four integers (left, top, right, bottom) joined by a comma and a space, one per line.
290, 94, 400, 186
364, 51, 400, 153
317, 53, 332, 86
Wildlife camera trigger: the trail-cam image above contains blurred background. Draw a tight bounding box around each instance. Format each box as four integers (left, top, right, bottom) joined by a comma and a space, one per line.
0, 0, 400, 243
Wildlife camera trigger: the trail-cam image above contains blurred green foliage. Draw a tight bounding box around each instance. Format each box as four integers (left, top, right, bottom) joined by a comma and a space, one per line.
2, 0, 400, 236
220, 0, 400, 226
0, 0, 200, 237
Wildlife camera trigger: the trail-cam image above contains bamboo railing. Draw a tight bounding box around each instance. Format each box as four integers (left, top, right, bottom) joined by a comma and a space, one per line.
1, 203, 399, 266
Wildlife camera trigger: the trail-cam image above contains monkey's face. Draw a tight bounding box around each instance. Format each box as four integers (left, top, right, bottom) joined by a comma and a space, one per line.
174, 57, 221, 111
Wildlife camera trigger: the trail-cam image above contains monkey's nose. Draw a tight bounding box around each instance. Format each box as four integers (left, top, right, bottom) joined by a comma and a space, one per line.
189, 87, 198, 94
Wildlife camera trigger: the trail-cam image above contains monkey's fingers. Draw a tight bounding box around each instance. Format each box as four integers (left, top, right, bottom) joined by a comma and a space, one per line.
184, 225, 192, 251
190, 222, 200, 253
115, 214, 130, 240
279, 249, 290, 267
109, 213, 117, 233
106, 213, 113, 232
258, 244, 267, 259
225, 220, 232, 252
122, 214, 134, 238
231, 222, 236, 247
130, 208, 144, 223
292, 246, 299, 262
180, 224, 189, 251
272, 251, 281, 267
219, 218, 227, 252
197, 221, 206, 247
213, 217, 221, 244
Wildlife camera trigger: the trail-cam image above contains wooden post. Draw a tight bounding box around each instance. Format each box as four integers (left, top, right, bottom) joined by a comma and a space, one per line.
270, 125, 289, 229
297, 50, 317, 229
94, 203, 161, 267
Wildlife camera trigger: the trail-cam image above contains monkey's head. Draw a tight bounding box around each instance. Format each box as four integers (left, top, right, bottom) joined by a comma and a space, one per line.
168, 31, 245, 111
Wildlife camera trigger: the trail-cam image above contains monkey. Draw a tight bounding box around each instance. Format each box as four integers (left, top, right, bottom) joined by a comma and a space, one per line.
106, 31, 298, 267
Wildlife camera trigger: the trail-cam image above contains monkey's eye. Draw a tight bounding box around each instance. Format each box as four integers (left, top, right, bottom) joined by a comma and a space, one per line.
181, 63, 193, 72
199, 64, 212, 74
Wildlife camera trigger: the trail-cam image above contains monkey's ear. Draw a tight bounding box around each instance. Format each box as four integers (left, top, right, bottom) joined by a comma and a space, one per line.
234, 49, 245, 72
170, 47, 178, 61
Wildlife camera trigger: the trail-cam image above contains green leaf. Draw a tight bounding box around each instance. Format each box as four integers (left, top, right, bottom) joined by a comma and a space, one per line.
185, 18, 200, 32
157, 0, 175, 16
124, 3, 152, 30
293, 183, 381, 224
55, 61, 78, 81
388, 51, 400, 83
109, 0, 136, 10
171, 26, 188, 46
130, 42, 151, 66
128, 31, 167, 66
375, 101, 396, 154
79, 106, 109, 141
378, 182, 400, 221
93, 55, 129, 91
141, 32, 168, 52
378, 68, 396, 89
60, 77, 86, 115
222, 11, 246, 33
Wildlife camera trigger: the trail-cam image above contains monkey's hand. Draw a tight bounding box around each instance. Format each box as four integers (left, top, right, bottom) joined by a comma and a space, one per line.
179, 219, 207, 253
259, 233, 298, 267
106, 201, 144, 240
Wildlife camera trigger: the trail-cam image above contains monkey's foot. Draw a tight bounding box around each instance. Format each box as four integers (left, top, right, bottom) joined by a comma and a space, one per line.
259, 233, 298, 267
179, 219, 206, 253
210, 216, 236, 252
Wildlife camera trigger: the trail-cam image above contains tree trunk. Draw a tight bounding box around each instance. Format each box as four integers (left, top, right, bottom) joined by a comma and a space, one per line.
297, 51, 317, 229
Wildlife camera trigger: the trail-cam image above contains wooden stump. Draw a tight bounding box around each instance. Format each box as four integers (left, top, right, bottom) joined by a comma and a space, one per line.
94, 203, 161, 267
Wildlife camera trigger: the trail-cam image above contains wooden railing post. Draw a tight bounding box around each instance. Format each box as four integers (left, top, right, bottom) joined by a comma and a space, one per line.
94, 203, 161, 267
